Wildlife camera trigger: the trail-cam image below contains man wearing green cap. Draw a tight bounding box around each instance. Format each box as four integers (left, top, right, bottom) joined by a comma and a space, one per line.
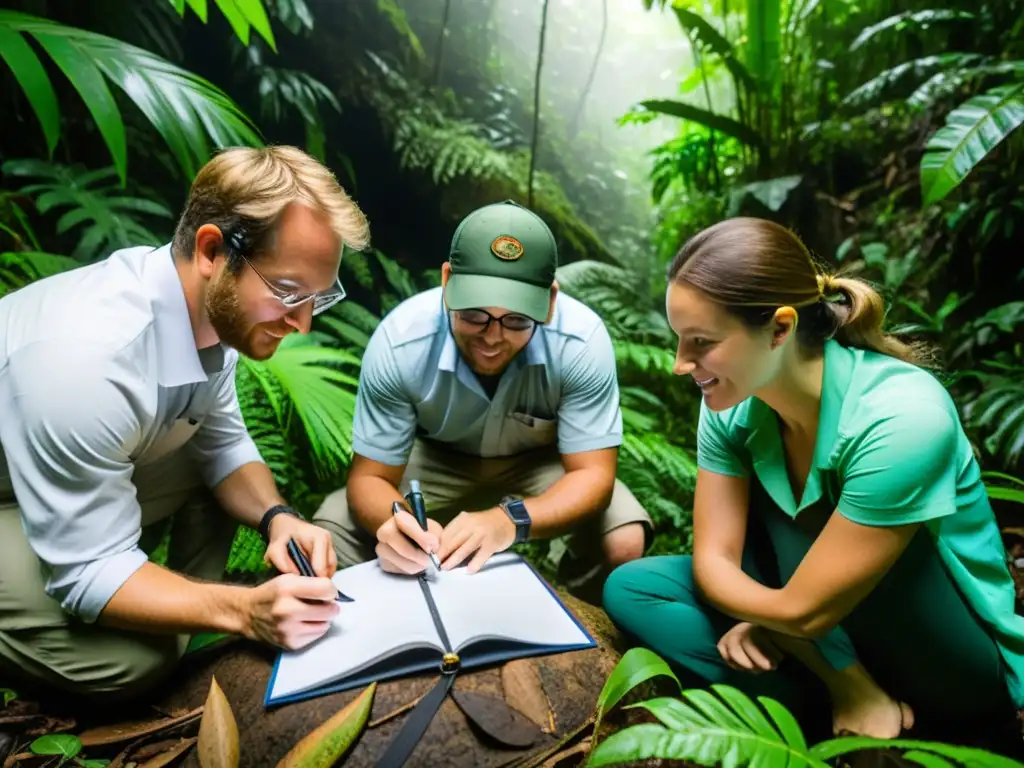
313, 200, 651, 598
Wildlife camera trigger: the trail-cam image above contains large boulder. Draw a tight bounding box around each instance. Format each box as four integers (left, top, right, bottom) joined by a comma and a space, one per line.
155, 592, 623, 768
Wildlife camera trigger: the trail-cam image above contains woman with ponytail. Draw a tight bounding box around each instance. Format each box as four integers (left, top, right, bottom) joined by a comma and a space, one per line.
603, 217, 1024, 755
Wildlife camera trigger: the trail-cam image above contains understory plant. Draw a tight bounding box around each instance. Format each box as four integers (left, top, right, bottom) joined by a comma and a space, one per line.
587, 647, 1024, 767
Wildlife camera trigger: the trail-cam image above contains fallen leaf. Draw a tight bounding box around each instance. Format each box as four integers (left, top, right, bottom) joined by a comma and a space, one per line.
197, 676, 239, 768
501, 659, 556, 733
3, 751, 35, 768
274, 682, 376, 767
540, 736, 590, 768
501, 715, 595, 768
137, 737, 197, 768
451, 689, 544, 749
78, 707, 202, 747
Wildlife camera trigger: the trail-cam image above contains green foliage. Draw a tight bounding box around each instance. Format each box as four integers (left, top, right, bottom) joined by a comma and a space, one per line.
167, 0, 277, 52
2, 160, 172, 262
587, 650, 1024, 768
0, 9, 262, 183
0, 250, 79, 296
921, 82, 1024, 205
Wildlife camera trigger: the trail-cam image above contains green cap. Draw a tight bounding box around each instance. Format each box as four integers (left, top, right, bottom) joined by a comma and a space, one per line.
444, 200, 558, 323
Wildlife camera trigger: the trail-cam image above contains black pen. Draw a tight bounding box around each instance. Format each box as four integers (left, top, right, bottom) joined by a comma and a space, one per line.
393, 483, 442, 571
286, 538, 353, 602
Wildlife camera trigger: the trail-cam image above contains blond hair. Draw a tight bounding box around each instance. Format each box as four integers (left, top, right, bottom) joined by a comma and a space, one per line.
667, 217, 936, 368
172, 145, 370, 266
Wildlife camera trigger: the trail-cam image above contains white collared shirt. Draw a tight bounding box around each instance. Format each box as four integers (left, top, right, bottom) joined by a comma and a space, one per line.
351, 286, 622, 465
0, 244, 262, 623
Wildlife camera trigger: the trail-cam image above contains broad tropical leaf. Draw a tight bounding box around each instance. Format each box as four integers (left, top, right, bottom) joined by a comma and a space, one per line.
593, 647, 680, 744
2, 159, 172, 262
744, 0, 781, 100
636, 100, 766, 152
841, 54, 979, 110
0, 11, 263, 184
920, 82, 1024, 206
168, 0, 277, 52
242, 335, 361, 477
849, 9, 975, 52
811, 735, 1024, 767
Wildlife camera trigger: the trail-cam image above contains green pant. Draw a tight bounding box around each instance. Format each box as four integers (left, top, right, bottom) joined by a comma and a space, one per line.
603, 494, 1021, 753
0, 451, 236, 703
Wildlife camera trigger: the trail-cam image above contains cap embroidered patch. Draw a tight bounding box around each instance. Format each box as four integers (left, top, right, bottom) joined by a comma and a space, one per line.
490, 235, 524, 261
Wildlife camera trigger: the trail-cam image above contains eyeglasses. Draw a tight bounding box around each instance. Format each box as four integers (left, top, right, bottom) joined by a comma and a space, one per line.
454, 308, 536, 334
240, 253, 346, 316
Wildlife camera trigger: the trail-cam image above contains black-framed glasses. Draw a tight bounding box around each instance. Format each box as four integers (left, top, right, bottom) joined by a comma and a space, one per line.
454, 308, 536, 334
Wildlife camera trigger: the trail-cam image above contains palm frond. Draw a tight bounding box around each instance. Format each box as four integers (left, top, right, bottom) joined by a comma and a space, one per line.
0, 10, 262, 184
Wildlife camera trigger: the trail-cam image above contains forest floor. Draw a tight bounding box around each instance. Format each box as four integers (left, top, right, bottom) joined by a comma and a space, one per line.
4, 532, 1024, 768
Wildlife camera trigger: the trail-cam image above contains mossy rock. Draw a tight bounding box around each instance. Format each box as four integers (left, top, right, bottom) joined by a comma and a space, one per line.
153, 592, 623, 768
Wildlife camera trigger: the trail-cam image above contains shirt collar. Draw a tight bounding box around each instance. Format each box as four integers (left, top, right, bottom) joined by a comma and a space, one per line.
143, 244, 225, 387
738, 339, 854, 516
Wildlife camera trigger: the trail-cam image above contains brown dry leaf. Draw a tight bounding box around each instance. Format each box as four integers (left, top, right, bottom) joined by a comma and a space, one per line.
196, 676, 239, 768
501, 659, 556, 733
78, 707, 202, 747
137, 737, 197, 768
540, 736, 591, 768
451, 689, 544, 749
24, 716, 76, 737
274, 683, 376, 768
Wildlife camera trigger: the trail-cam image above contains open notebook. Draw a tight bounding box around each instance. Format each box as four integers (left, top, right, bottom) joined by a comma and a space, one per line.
264, 552, 596, 707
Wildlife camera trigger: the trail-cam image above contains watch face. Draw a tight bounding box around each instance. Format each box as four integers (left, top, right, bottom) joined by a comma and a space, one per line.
505, 500, 530, 524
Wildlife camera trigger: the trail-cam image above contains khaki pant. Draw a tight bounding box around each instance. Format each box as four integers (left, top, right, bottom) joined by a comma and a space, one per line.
313, 439, 652, 595
0, 450, 236, 702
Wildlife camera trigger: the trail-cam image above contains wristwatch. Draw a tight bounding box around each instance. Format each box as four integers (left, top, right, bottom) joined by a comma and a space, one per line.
499, 496, 531, 545
259, 504, 300, 542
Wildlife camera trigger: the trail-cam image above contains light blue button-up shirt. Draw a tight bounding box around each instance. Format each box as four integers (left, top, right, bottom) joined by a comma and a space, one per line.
0, 244, 263, 623
352, 286, 622, 465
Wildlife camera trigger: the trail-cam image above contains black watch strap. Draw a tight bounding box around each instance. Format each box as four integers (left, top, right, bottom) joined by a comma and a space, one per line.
259, 504, 299, 542
500, 496, 531, 545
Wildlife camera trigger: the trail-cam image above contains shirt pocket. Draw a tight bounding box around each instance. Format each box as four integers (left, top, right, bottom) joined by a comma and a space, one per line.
502, 411, 558, 454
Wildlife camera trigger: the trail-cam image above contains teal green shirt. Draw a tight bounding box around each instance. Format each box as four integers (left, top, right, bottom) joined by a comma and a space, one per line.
696, 339, 1024, 707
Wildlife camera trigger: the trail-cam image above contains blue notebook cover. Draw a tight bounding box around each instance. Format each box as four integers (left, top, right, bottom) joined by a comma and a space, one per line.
263, 555, 596, 709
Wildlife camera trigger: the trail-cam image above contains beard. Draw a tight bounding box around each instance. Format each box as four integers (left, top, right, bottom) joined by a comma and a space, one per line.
205, 271, 279, 361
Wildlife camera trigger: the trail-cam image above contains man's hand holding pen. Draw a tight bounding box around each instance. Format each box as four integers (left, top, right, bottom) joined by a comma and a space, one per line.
377, 507, 443, 575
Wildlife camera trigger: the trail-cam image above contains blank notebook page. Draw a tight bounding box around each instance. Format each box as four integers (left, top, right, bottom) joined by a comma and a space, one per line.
269, 560, 441, 700
429, 552, 591, 651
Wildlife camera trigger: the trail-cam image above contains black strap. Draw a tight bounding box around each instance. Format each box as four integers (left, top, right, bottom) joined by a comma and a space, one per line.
373, 575, 461, 768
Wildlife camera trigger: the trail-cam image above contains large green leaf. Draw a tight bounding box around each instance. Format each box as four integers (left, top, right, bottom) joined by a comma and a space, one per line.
242, 336, 361, 477
0, 11, 263, 184
592, 647, 680, 745
745, 0, 781, 100
167, 0, 277, 51
849, 9, 974, 52
0, 24, 59, 157
637, 99, 766, 151
920, 82, 1024, 206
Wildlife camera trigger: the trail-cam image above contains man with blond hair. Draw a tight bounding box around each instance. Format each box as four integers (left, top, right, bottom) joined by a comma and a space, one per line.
0, 145, 369, 701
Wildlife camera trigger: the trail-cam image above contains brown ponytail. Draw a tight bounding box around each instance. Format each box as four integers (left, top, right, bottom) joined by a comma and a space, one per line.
667, 218, 938, 369
821, 275, 937, 368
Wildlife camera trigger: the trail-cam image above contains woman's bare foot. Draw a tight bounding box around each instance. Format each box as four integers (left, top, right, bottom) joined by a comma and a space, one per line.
833, 692, 915, 738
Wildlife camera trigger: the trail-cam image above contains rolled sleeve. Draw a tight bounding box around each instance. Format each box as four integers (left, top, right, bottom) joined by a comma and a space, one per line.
351, 327, 418, 466
838, 403, 959, 527
557, 323, 623, 454
185, 356, 263, 487
0, 343, 148, 623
